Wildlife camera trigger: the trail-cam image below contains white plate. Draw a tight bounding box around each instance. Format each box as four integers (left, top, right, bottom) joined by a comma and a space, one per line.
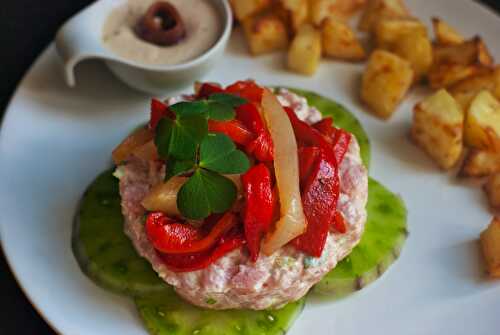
1, 0, 500, 334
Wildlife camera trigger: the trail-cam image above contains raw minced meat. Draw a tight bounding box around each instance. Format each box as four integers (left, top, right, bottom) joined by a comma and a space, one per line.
118, 91, 368, 310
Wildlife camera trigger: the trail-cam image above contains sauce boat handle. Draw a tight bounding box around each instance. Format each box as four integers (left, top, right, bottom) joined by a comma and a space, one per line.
55, 1, 115, 87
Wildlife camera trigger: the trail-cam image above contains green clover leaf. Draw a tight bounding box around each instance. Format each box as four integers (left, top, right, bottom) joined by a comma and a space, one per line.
205, 93, 247, 121
177, 169, 237, 220
154, 114, 207, 161
200, 133, 250, 174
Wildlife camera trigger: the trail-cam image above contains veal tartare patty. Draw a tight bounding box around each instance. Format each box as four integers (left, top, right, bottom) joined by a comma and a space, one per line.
117, 88, 368, 310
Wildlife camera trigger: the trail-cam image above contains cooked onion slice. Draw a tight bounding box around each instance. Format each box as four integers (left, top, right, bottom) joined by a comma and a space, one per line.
260, 89, 306, 255
142, 177, 187, 217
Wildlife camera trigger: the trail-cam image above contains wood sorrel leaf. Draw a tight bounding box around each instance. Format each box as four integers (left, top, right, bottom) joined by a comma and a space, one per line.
154, 114, 207, 161
199, 133, 250, 174
177, 169, 237, 220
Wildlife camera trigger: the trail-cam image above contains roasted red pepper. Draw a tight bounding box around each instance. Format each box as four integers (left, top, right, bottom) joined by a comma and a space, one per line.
159, 229, 245, 272
298, 146, 321, 186
237, 103, 274, 162
150, 99, 174, 130
292, 149, 340, 257
208, 119, 254, 146
331, 128, 352, 164
284, 107, 331, 150
145, 212, 237, 254
225, 80, 264, 104
333, 211, 347, 234
241, 164, 276, 261
313, 118, 336, 141
313, 118, 352, 164
197, 82, 224, 99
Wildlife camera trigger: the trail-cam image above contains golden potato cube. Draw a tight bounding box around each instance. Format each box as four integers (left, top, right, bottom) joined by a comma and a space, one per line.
449, 67, 500, 110
450, 66, 500, 95
279, 0, 309, 32
478, 37, 495, 67
392, 32, 433, 82
358, 0, 411, 32
321, 18, 366, 61
361, 50, 413, 119
374, 18, 427, 49
464, 90, 500, 151
242, 14, 289, 55
460, 149, 500, 178
310, 0, 366, 25
411, 89, 464, 169
230, 0, 271, 21
480, 217, 500, 277
428, 64, 485, 90
432, 17, 465, 45
287, 24, 322, 75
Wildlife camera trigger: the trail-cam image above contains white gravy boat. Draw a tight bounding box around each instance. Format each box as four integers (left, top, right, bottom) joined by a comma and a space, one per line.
55, 0, 232, 95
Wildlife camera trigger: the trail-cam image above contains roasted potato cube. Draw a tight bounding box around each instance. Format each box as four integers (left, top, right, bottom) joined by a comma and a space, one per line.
478, 38, 495, 67
429, 38, 493, 89
374, 18, 427, 49
230, 0, 271, 21
310, 0, 366, 25
361, 50, 413, 119
392, 32, 433, 82
322, 18, 366, 61
428, 65, 485, 90
432, 17, 465, 45
485, 175, 500, 209
450, 66, 500, 95
460, 150, 500, 178
411, 89, 464, 169
287, 24, 322, 75
480, 217, 500, 277
242, 13, 289, 55
464, 90, 500, 151
279, 0, 309, 32
358, 0, 411, 32
449, 67, 500, 110
433, 37, 492, 66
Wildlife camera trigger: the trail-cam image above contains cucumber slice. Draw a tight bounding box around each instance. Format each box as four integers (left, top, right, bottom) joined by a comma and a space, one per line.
314, 178, 408, 296
72, 170, 169, 296
284, 87, 371, 169
136, 289, 305, 335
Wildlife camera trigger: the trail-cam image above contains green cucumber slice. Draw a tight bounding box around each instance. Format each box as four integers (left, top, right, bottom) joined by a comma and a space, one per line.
136, 290, 305, 335
72, 170, 169, 296
314, 178, 408, 296
284, 87, 371, 168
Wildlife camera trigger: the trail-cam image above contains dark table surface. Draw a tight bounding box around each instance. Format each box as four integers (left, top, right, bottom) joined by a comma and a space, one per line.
1, 0, 500, 334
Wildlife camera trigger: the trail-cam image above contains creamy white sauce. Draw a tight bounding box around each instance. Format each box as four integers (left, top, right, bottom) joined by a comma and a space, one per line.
102, 0, 222, 65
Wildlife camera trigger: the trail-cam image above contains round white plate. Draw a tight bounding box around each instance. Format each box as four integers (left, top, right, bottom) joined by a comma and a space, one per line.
1, 0, 500, 334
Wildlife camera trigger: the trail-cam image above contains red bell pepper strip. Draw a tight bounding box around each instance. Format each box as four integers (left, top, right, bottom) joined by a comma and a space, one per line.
333, 211, 347, 234
298, 146, 321, 187
313, 117, 336, 141
292, 149, 340, 257
150, 99, 175, 130
158, 229, 245, 272
246, 133, 274, 162
145, 212, 238, 254
236, 103, 274, 162
208, 119, 254, 146
241, 164, 276, 261
284, 107, 332, 150
312, 118, 352, 164
225, 80, 264, 104
331, 128, 352, 165
197, 82, 224, 99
